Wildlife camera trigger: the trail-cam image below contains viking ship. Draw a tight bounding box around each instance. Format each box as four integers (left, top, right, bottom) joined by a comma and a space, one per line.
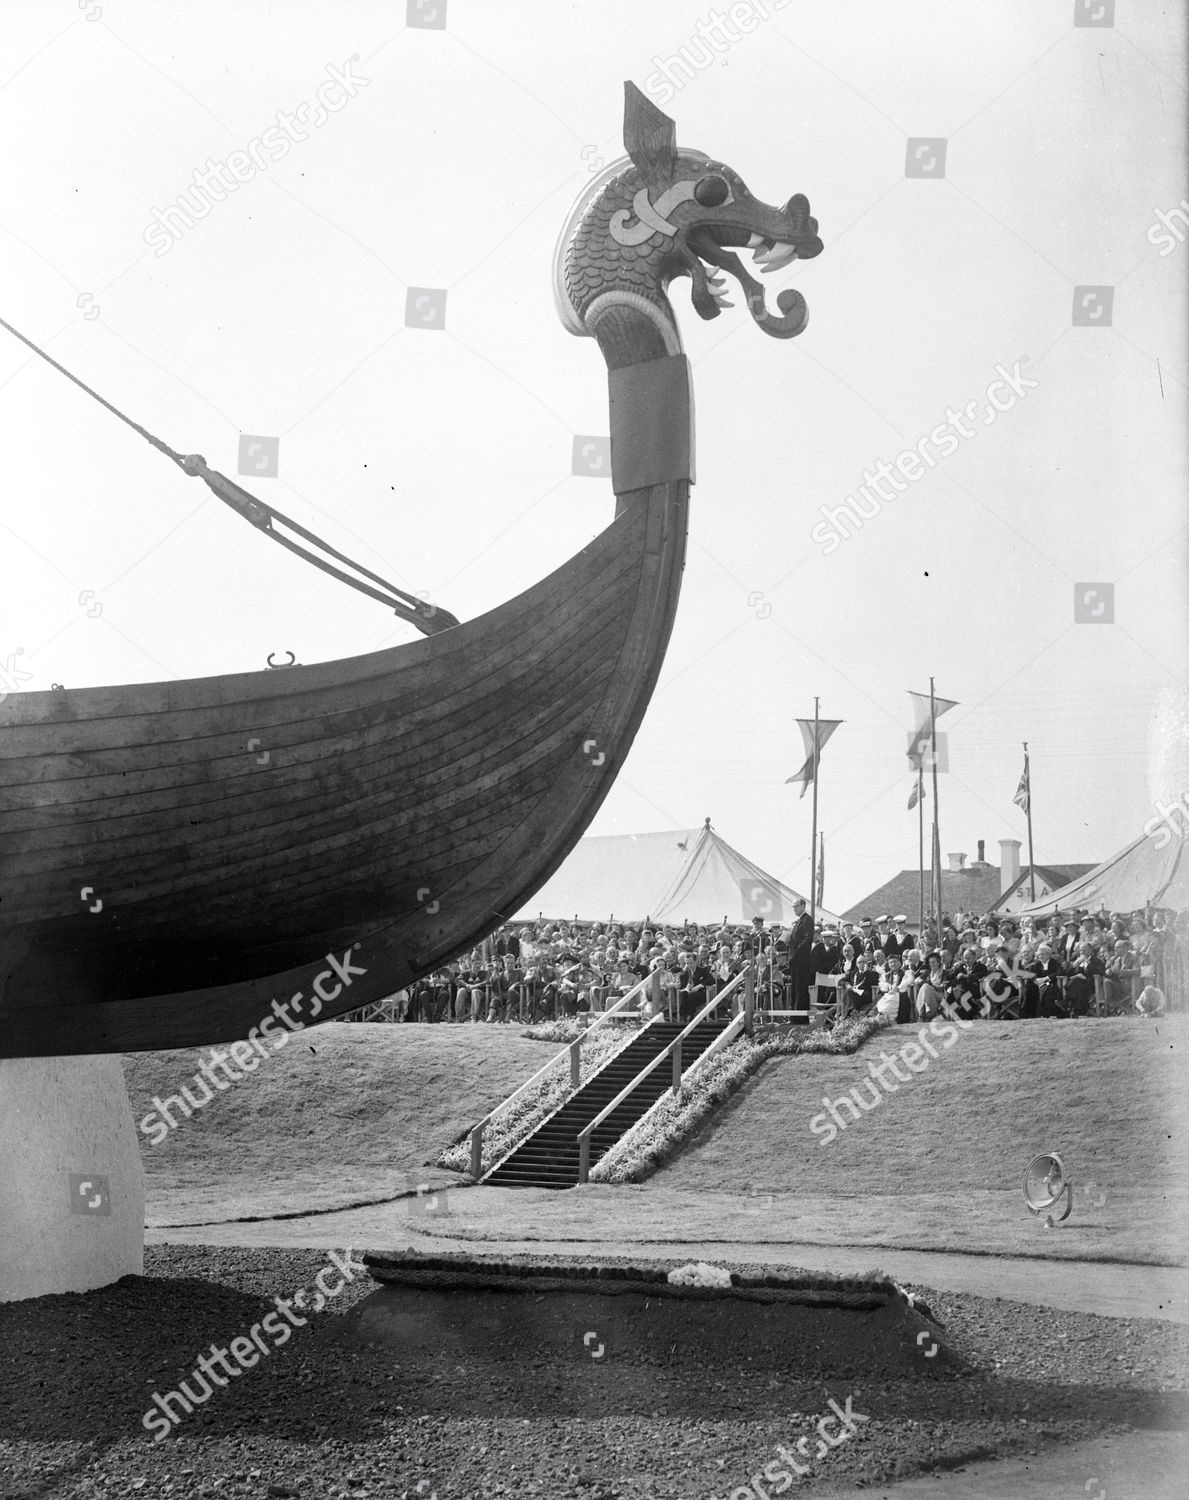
0, 83, 821, 1058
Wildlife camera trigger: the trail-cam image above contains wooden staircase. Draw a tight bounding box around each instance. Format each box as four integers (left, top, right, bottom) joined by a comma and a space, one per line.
483, 1018, 730, 1189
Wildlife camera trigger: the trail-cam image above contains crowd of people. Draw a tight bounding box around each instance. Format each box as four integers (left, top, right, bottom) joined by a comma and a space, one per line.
367, 901, 1187, 1025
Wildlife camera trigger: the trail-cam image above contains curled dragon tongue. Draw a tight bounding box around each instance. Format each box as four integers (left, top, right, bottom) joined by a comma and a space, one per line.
556, 81, 822, 361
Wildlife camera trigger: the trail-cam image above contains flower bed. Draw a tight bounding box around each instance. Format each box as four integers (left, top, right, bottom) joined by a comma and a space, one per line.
435, 1018, 643, 1177
361, 1246, 911, 1309
589, 1012, 887, 1184
521, 1015, 642, 1045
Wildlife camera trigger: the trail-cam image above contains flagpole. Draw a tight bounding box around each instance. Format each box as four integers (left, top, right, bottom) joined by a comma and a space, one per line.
930, 677, 942, 944
917, 762, 925, 939
809, 696, 820, 930
1024, 741, 1036, 902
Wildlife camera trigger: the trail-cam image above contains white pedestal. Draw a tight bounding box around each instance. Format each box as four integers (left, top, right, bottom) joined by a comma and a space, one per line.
0, 1054, 144, 1302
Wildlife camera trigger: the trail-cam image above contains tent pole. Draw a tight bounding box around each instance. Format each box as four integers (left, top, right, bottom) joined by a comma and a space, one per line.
930, 677, 942, 945
809, 696, 820, 930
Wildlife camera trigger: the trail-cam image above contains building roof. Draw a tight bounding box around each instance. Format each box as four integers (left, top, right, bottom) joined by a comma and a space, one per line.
989, 864, 1098, 912
515, 819, 840, 927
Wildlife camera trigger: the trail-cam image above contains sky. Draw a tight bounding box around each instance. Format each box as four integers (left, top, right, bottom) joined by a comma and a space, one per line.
0, 0, 1185, 914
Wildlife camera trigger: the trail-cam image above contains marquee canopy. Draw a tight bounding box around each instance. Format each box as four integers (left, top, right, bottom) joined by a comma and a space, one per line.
515, 818, 840, 927
1014, 829, 1189, 917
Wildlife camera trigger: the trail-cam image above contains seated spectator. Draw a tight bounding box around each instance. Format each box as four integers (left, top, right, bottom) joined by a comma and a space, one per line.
1104, 937, 1138, 1011
943, 946, 989, 1020
982, 944, 1022, 1019
609, 957, 639, 1009
1016, 943, 1042, 1018
840, 953, 879, 1018
915, 953, 945, 1021
677, 950, 715, 1022
896, 949, 924, 1024
453, 955, 483, 1023
1032, 943, 1067, 1017
875, 954, 903, 1019
1061, 941, 1101, 1017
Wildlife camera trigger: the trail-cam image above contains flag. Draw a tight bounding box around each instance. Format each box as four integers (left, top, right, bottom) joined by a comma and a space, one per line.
1013, 757, 1030, 815
786, 717, 843, 799
908, 776, 926, 811
907, 689, 958, 770
816, 834, 825, 905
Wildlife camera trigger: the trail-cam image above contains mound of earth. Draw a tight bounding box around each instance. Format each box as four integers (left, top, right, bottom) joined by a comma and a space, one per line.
123, 1023, 549, 1224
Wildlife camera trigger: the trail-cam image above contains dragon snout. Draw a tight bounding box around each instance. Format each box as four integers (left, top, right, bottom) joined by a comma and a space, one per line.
747, 194, 822, 273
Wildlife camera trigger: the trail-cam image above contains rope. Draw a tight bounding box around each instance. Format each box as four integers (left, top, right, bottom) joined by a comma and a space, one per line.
0, 314, 188, 468
0, 315, 457, 635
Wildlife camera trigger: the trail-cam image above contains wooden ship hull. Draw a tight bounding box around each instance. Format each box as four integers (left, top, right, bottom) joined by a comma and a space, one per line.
0, 82, 821, 1058
0, 481, 686, 1056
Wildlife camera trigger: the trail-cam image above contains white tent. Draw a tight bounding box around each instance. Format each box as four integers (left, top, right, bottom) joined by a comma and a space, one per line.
515, 819, 839, 926
1015, 829, 1189, 917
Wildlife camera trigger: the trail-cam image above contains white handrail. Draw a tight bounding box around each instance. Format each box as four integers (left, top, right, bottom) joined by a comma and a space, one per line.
576, 964, 751, 1182
468, 972, 650, 1177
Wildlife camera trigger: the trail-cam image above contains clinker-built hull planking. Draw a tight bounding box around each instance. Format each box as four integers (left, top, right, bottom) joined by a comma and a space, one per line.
0, 480, 687, 1056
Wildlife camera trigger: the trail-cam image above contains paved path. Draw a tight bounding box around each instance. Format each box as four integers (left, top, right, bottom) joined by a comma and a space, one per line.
817, 1429, 1187, 1500
147, 1206, 1189, 1323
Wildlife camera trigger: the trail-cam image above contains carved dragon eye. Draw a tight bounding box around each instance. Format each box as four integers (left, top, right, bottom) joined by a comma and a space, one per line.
694, 174, 732, 208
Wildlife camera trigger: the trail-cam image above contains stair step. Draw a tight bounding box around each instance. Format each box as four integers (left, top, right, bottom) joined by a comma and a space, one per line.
482, 1018, 738, 1186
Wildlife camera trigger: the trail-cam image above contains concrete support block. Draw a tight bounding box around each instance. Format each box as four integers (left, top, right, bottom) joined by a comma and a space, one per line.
0, 1054, 144, 1302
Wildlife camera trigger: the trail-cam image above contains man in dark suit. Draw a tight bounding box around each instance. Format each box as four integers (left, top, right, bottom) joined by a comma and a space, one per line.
677, 951, 715, 1022
788, 897, 814, 1013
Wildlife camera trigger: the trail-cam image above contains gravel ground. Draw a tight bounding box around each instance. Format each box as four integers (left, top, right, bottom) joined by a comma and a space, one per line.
1, 1245, 1186, 1500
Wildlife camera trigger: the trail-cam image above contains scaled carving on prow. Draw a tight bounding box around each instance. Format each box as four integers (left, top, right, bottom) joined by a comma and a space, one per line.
560, 80, 822, 360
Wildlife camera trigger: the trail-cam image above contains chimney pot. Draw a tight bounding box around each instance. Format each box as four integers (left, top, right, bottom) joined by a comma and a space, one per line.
947, 851, 966, 873
999, 838, 1022, 893
977, 838, 986, 863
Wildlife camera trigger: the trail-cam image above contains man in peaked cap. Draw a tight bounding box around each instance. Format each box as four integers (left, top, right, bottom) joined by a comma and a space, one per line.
887, 915, 912, 958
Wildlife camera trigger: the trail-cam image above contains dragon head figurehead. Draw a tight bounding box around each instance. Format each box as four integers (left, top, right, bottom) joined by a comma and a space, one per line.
555, 82, 822, 367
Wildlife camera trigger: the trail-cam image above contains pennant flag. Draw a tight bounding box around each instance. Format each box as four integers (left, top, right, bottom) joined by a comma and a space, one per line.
786, 718, 843, 799
816, 834, 825, 905
907, 690, 958, 770
1013, 757, 1030, 815
908, 777, 926, 811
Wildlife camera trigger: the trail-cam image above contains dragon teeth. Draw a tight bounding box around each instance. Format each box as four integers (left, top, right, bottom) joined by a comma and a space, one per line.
759, 244, 799, 272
